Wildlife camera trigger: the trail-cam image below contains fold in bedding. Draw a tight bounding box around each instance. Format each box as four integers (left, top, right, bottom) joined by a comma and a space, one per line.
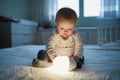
0, 45, 120, 80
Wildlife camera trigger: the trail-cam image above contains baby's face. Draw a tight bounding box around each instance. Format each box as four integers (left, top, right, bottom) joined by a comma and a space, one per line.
57, 19, 75, 39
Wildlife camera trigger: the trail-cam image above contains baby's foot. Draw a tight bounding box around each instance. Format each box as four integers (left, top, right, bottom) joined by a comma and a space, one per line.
32, 58, 52, 68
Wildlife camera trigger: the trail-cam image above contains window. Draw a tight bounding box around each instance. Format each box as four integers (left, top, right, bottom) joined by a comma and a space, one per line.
84, 0, 101, 17
57, 0, 119, 19
84, 0, 119, 19
57, 0, 79, 17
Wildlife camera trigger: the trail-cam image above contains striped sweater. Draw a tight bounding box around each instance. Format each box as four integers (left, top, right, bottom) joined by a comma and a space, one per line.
46, 29, 83, 61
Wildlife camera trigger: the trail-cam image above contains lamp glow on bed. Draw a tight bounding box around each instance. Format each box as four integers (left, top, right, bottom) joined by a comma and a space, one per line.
51, 56, 77, 72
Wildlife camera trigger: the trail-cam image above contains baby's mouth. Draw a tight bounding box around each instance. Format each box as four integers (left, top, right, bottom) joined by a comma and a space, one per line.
62, 35, 68, 40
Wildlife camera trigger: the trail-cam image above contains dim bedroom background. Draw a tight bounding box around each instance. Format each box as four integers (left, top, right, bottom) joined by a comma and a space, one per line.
0, 0, 120, 79
0, 44, 120, 80
0, 17, 120, 80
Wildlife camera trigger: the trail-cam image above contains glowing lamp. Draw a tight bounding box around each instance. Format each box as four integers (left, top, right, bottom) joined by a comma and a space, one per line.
52, 56, 76, 72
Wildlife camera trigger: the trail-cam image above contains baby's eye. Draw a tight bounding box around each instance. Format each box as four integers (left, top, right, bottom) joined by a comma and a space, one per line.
68, 29, 72, 31
60, 28, 64, 30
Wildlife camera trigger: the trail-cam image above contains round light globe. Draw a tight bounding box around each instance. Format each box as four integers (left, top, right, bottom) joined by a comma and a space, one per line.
52, 56, 76, 72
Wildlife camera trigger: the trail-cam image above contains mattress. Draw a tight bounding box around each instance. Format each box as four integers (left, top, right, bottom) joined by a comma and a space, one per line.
0, 45, 120, 80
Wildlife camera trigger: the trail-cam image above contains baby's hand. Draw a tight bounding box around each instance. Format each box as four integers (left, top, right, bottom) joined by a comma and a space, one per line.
70, 55, 79, 62
73, 56, 79, 62
69, 55, 74, 59
51, 54, 57, 61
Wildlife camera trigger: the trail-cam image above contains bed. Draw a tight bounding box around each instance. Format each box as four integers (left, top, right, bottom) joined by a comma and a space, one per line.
0, 45, 120, 80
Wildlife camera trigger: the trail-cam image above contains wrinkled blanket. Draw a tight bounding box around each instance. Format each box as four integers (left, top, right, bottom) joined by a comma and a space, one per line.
0, 45, 120, 80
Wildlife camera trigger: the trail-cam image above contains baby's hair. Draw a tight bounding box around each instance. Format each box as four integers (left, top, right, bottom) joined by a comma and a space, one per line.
55, 7, 77, 24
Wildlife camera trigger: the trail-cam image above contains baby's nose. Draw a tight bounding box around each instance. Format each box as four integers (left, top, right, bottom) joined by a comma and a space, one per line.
64, 29, 68, 32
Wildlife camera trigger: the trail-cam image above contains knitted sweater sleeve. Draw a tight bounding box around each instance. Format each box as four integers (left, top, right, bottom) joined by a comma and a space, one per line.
74, 31, 83, 58
46, 33, 57, 61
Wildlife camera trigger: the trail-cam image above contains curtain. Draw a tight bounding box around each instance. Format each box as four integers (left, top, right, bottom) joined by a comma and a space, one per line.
30, 0, 43, 23
100, 0, 119, 19
30, 0, 57, 23
48, 0, 58, 23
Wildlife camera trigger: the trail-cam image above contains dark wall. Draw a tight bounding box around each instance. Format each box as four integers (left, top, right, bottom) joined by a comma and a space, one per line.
0, 0, 29, 20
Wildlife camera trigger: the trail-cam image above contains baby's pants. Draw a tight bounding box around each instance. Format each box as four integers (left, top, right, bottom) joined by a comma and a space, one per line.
32, 50, 84, 68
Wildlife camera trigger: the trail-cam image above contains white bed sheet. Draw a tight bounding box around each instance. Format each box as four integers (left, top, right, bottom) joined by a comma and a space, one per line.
0, 45, 120, 80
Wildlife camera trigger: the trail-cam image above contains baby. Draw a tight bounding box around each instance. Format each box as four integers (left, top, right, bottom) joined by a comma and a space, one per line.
32, 7, 84, 68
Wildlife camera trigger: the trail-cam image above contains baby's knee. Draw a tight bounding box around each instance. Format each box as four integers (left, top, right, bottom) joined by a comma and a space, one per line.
37, 50, 48, 61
